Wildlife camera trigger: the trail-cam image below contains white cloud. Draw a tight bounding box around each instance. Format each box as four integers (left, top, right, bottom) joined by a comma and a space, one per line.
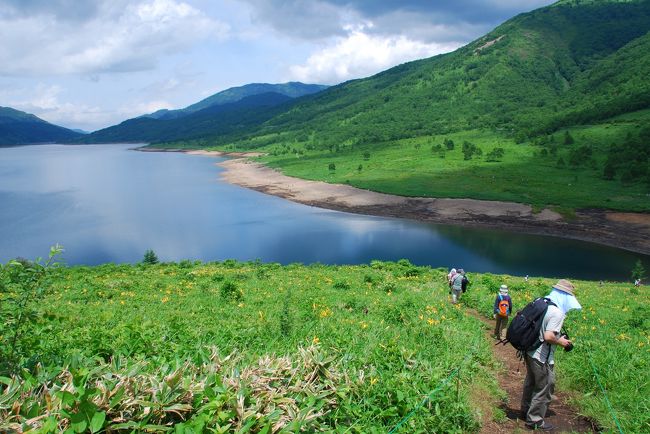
0, 0, 230, 76
118, 100, 174, 119
289, 28, 461, 84
6, 84, 112, 131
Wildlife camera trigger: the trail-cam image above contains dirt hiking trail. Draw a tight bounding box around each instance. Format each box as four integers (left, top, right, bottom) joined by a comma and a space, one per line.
469, 310, 599, 433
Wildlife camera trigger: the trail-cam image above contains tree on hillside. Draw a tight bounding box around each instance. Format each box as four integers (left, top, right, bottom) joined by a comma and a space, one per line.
444, 138, 455, 150
632, 259, 646, 282
563, 131, 575, 145
486, 147, 505, 162
143, 249, 159, 265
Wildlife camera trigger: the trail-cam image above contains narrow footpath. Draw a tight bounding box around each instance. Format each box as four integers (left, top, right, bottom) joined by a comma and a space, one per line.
469, 311, 599, 433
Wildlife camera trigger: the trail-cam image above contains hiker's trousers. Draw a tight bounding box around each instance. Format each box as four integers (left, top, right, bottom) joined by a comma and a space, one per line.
451, 288, 462, 303
494, 315, 508, 340
521, 355, 555, 425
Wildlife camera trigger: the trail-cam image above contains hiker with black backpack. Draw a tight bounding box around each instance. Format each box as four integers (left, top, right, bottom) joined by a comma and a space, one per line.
493, 284, 512, 342
450, 268, 468, 304
517, 279, 582, 431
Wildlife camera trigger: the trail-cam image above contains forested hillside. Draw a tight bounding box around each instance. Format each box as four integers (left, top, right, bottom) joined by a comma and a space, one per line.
0, 107, 82, 145
80, 92, 295, 144
80, 82, 328, 143
163, 0, 650, 212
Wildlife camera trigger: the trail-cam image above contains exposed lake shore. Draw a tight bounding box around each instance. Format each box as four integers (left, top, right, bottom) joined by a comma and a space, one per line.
141, 148, 650, 255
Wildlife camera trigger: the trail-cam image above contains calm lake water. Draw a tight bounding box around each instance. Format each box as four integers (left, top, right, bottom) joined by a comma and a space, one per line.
0, 144, 647, 280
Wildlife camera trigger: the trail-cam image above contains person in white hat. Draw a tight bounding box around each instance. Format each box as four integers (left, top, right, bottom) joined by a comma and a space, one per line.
521, 279, 582, 431
493, 284, 512, 341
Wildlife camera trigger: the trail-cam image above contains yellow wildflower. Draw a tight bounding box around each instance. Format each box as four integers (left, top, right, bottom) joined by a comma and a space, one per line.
161, 296, 169, 303
313, 336, 320, 344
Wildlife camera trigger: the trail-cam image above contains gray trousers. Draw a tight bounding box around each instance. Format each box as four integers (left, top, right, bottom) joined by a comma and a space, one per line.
494, 315, 508, 340
521, 355, 555, 424
451, 288, 462, 303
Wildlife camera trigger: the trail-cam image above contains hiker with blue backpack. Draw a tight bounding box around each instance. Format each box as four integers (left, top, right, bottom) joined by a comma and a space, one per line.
493, 284, 512, 342
511, 279, 582, 431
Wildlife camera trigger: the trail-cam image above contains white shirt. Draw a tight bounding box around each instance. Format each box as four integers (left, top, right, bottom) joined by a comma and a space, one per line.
528, 305, 564, 365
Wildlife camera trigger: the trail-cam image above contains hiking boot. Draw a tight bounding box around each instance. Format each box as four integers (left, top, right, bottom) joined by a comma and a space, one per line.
525, 420, 554, 431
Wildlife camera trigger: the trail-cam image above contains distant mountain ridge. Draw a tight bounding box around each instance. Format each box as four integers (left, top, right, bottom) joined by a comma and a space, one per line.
82, 82, 328, 143
81, 91, 296, 144
0, 107, 82, 145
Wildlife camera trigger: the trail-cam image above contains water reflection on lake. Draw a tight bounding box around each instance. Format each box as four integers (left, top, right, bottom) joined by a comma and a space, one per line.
0, 144, 647, 280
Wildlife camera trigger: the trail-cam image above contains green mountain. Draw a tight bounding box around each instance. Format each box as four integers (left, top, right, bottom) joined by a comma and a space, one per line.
81, 82, 328, 143
164, 0, 649, 212
202, 0, 650, 149
81, 92, 297, 144
181, 82, 329, 114
0, 107, 82, 145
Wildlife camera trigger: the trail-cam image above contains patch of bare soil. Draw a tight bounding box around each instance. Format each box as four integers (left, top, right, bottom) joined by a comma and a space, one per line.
216, 158, 650, 255
469, 311, 599, 434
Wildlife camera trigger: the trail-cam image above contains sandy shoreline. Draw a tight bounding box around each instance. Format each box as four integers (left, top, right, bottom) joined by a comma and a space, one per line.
141, 148, 650, 255
219, 158, 650, 255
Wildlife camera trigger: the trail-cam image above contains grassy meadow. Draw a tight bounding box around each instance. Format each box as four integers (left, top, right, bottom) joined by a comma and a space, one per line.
234, 110, 650, 214
1, 256, 648, 432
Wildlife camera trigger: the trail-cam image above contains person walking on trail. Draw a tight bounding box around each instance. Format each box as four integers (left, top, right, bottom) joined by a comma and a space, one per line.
493, 284, 512, 342
447, 268, 457, 289
521, 279, 582, 431
450, 268, 466, 304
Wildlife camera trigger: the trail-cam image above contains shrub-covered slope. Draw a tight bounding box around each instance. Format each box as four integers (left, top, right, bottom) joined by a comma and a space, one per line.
0, 107, 82, 145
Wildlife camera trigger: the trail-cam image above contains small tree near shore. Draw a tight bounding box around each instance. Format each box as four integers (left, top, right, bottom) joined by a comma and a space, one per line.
143, 249, 159, 265
631, 259, 646, 282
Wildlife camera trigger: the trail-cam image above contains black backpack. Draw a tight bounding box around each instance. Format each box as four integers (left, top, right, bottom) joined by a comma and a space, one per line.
504, 297, 556, 353
461, 276, 469, 292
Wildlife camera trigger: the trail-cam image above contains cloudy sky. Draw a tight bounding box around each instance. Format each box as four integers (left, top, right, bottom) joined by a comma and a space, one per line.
0, 0, 555, 131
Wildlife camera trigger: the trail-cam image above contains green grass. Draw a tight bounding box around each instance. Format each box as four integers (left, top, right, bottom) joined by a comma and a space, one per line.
462, 273, 650, 433
1, 259, 648, 432
233, 115, 650, 212
1, 260, 498, 433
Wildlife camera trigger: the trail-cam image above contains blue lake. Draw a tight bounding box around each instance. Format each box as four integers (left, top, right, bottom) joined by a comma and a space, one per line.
0, 144, 646, 280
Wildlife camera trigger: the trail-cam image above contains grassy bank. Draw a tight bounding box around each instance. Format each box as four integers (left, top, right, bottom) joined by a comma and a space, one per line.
236, 113, 650, 213
1, 258, 648, 432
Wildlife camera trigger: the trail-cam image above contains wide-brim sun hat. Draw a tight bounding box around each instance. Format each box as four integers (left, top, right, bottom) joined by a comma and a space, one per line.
499, 284, 508, 295
553, 279, 575, 296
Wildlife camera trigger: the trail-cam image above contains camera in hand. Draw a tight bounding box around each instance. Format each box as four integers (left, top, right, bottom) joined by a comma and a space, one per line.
561, 333, 574, 352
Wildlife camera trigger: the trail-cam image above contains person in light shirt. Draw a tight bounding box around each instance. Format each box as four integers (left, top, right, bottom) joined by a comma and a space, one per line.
521, 279, 582, 431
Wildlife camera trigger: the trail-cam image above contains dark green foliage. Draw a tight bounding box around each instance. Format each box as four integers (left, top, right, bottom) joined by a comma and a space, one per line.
219, 280, 242, 302
0, 245, 63, 374
444, 138, 455, 150
0, 107, 82, 145
485, 147, 505, 162
564, 131, 575, 145
142, 249, 159, 265
462, 141, 482, 160
603, 126, 650, 185
328, 163, 336, 171
279, 287, 292, 337
333, 281, 351, 290
363, 152, 371, 160
568, 145, 593, 167
632, 259, 646, 281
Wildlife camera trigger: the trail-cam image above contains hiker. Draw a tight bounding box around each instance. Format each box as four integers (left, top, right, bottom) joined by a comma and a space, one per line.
634, 278, 641, 287
450, 268, 467, 304
447, 268, 457, 288
493, 284, 512, 341
521, 279, 581, 431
